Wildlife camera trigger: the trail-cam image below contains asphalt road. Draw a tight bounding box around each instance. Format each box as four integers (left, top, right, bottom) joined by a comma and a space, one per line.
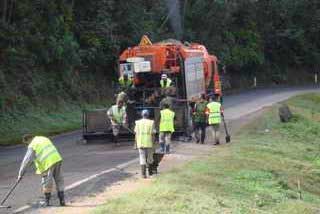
0, 86, 319, 213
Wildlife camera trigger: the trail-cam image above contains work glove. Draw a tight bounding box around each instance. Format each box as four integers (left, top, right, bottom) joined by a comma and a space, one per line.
17, 174, 23, 182
110, 119, 118, 126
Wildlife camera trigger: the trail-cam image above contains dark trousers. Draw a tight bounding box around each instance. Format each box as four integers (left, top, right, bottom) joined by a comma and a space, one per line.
194, 122, 207, 143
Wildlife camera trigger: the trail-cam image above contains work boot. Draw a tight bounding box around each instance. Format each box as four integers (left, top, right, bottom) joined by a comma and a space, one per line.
165, 144, 170, 154
195, 137, 200, 144
160, 143, 165, 153
148, 166, 153, 176
141, 165, 147, 178
153, 167, 158, 175
44, 193, 51, 206
58, 191, 66, 206
113, 135, 120, 146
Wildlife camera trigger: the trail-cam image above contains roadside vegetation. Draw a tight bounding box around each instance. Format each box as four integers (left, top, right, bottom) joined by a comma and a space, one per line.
94, 93, 320, 214
1, 1, 319, 144
0, 103, 108, 145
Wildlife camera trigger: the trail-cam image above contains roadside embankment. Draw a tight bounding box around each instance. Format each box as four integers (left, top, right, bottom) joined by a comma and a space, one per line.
93, 93, 320, 214
0, 103, 107, 146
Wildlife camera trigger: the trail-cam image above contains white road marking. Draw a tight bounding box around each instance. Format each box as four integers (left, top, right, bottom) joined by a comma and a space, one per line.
13, 205, 30, 213
13, 158, 139, 213
65, 158, 138, 191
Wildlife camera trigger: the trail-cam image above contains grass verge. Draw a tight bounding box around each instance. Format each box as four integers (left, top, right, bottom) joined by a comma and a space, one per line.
94, 93, 320, 214
0, 103, 108, 146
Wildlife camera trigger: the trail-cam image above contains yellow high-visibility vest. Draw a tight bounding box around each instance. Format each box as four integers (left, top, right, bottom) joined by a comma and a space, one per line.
29, 136, 62, 174
134, 119, 154, 148
159, 109, 175, 132
119, 77, 132, 88
160, 78, 172, 88
111, 105, 126, 124
207, 101, 221, 125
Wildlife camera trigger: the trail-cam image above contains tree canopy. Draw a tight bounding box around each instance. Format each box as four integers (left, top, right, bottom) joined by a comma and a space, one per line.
0, 0, 319, 111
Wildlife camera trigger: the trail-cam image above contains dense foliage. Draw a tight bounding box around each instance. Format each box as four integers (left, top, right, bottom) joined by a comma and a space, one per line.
0, 0, 319, 112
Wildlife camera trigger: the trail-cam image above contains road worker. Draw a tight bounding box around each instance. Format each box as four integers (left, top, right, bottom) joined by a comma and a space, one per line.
134, 109, 156, 178
17, 134, 65, 207
116, 91, 128, 104
206, 94, 222, 145
107, 100, 127, 146
159, 103, 175, 153
160, 74, 172, 88
118, 73, 133, 90
193, 94, 208, 144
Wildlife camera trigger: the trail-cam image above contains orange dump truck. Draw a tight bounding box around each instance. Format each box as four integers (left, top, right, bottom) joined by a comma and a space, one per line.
119, 35, 221, 96
83, 36, 222, 142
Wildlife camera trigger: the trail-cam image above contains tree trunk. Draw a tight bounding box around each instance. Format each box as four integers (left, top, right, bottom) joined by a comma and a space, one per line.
8, 0, 15, 24
2, 0, 8, 23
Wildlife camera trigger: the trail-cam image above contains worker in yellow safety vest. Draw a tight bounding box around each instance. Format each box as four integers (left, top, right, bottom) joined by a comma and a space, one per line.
206, 94, 223, 145
107, 100, 127, 145
118, 74, 133, 90
17, 134, 65, 207
159, 103, 175, 154
160, 74, 172, 88
134, 109, 156, 178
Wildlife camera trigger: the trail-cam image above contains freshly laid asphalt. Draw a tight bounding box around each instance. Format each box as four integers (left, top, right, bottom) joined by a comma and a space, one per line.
0, 86, 319, 213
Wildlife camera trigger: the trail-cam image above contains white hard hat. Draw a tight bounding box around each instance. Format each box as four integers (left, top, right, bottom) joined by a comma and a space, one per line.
141, 109, 149, 117
161, 74, 168, 79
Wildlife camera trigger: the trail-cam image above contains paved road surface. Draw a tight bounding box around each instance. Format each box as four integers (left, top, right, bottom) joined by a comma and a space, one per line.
0, 86, 319, 213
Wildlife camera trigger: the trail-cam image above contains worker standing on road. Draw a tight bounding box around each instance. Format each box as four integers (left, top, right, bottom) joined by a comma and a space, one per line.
159, 103, 175, 153
119, 73, 133, 90
206, 94, 222, 145
17, 134, 65, 207
193, 94, 208, 144
160, 74, 172, 88
134, 110, 156, 178
107, 100, 127, 146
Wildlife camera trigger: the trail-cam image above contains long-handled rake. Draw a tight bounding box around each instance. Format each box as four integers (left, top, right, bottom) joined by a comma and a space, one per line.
222, 114, 231, 143
0, 178, 22, 209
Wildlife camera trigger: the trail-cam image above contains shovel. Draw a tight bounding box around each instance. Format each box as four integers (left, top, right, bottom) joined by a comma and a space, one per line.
0, 178, 22, 209
222, 114, 231, 143
121, 124, 134, 134
120, 124, 137, 149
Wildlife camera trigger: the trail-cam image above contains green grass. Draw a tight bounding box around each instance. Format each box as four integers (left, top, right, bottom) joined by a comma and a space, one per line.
94, 93, 320, 214
0, 103, 108, 146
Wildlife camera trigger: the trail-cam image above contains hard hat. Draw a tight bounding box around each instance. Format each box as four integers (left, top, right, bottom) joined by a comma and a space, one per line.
161, 74, 168, 79
22, 133, 34, 144
141, 109, 149, 117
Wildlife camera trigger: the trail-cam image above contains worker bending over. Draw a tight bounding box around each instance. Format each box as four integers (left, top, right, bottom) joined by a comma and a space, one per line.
134, 110, 156, 178
159, 103, 175, 153
107, 100, 127, 145
206, 94, 223, 145
160, 74, 172, 88
17, 134, 65, 207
